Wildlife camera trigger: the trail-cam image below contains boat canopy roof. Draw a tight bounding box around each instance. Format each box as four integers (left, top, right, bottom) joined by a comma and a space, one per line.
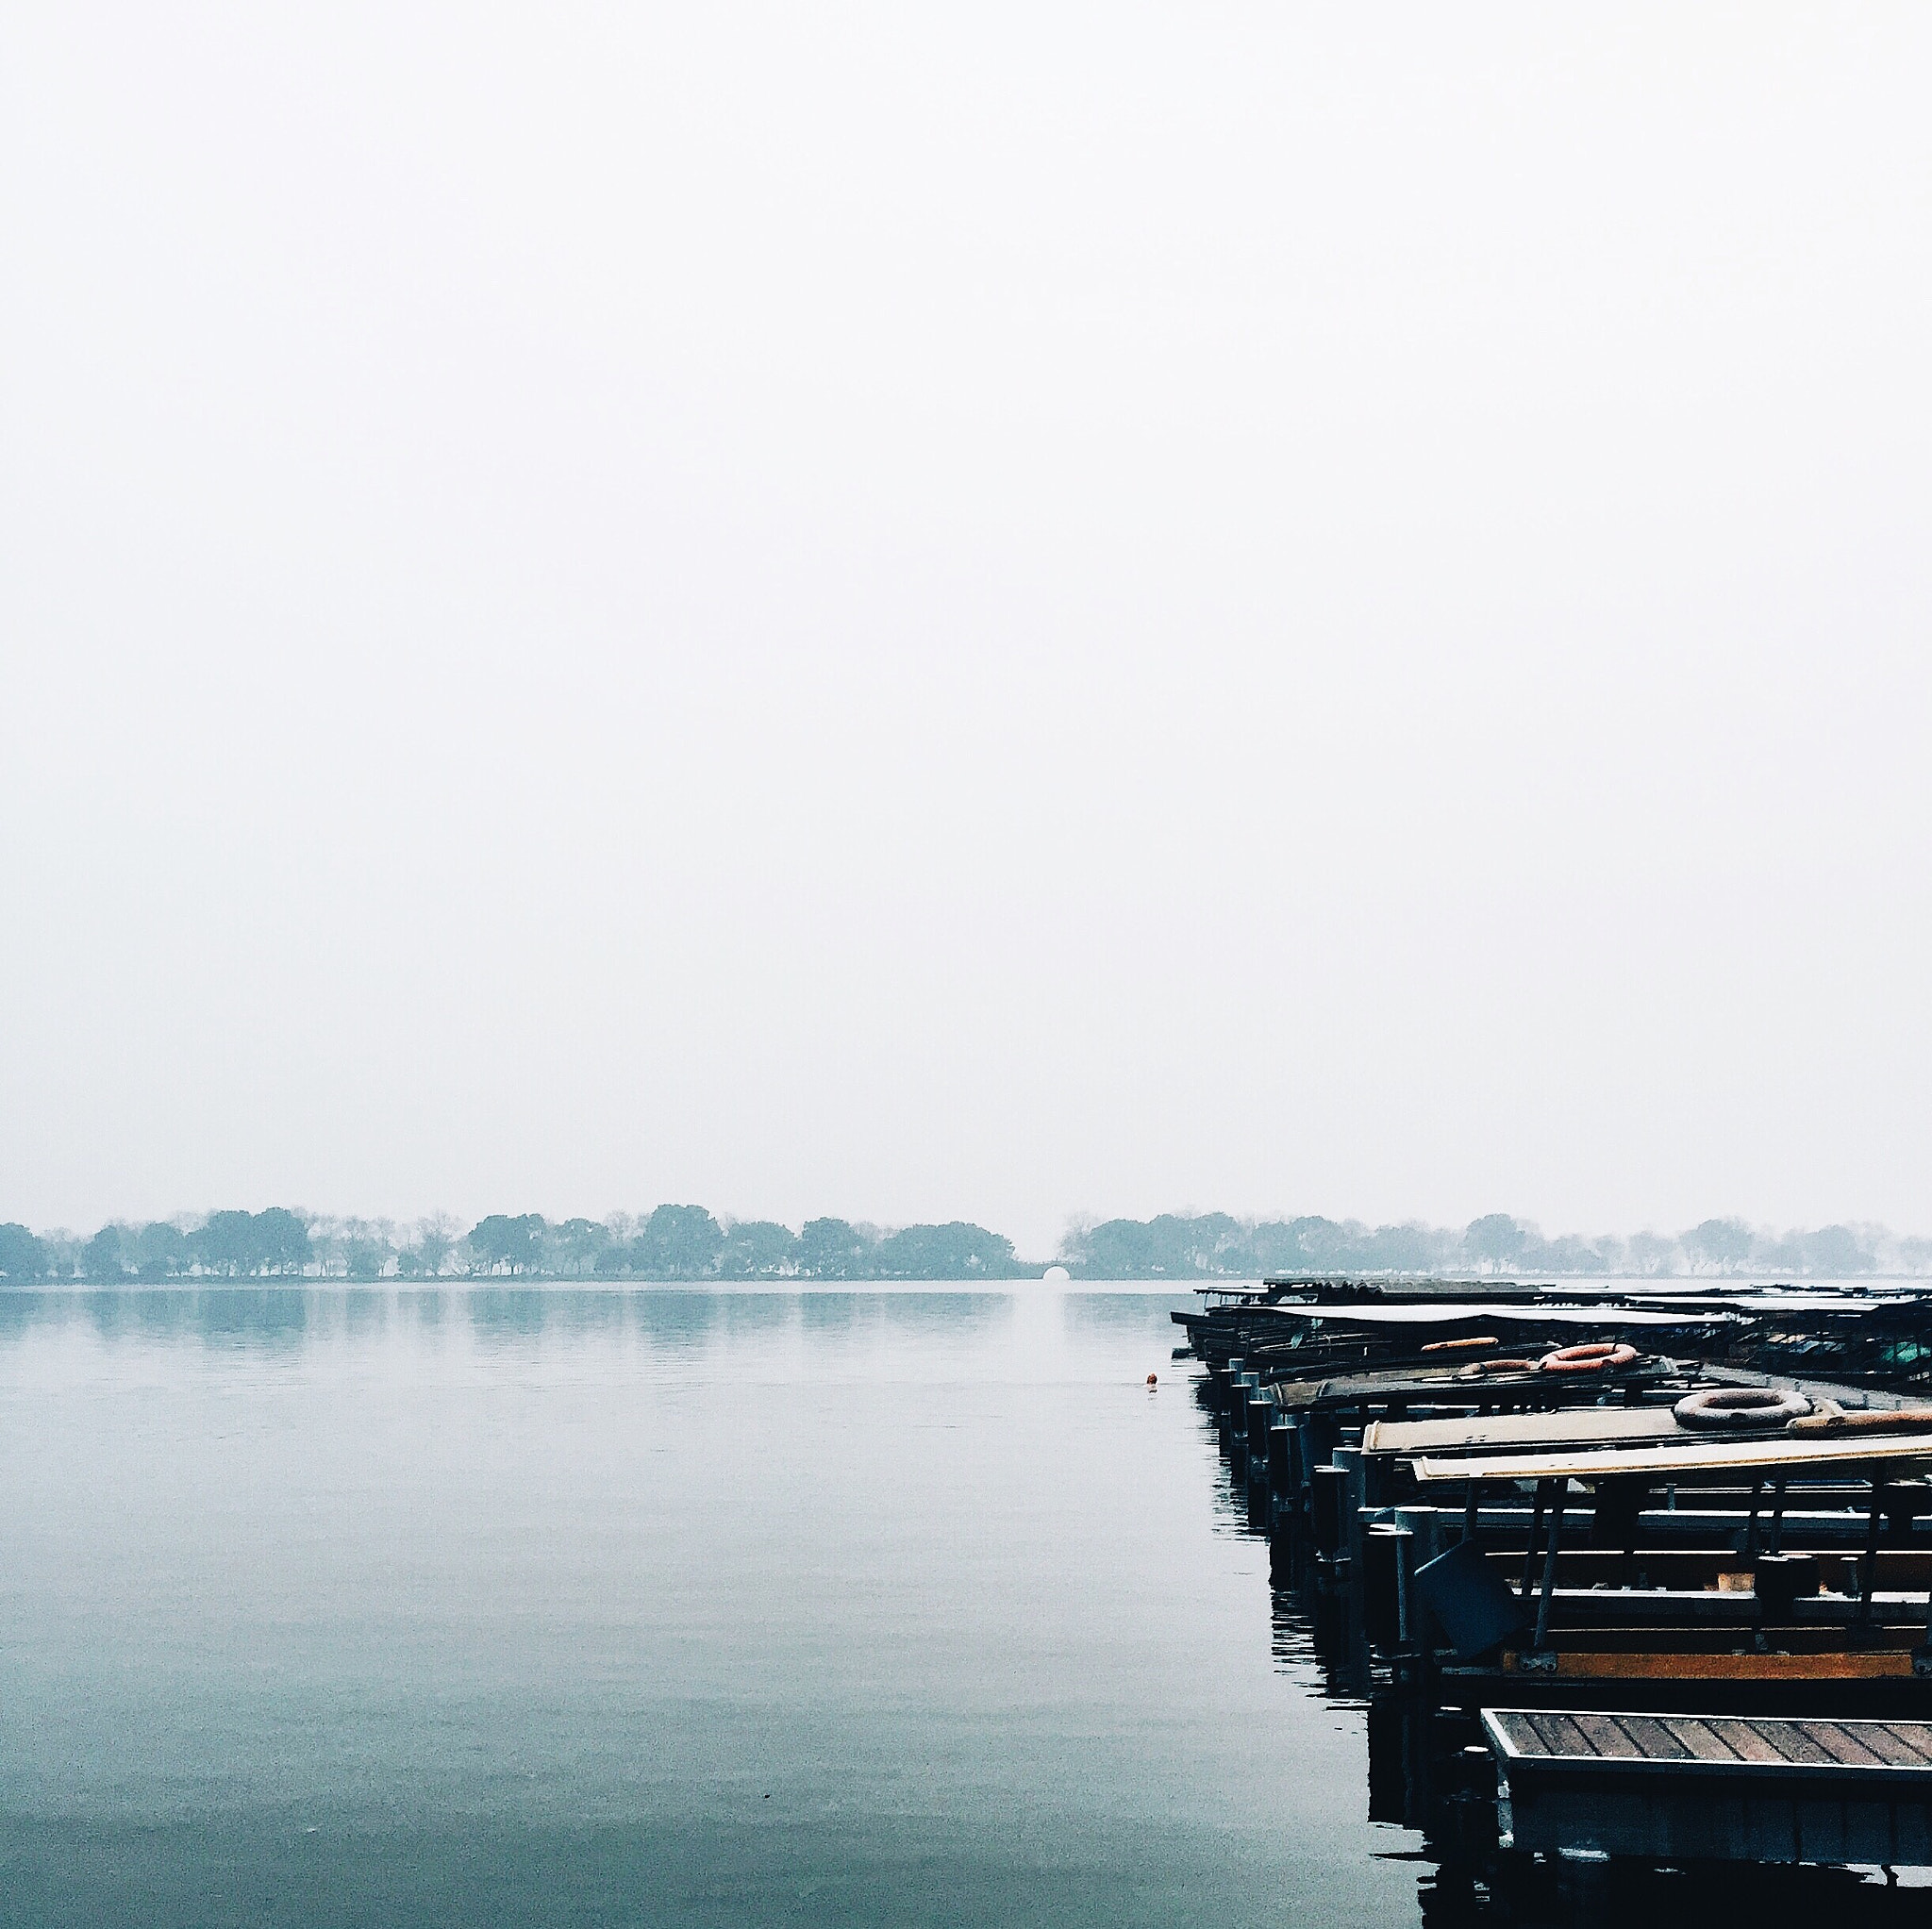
1407, 1430, 1932, 1486
1620, 1290, 1926, 1315
1249, 1278, 1930, 1314
1365, 1408, 1687, 1456
1251, 1302, 1737, 1329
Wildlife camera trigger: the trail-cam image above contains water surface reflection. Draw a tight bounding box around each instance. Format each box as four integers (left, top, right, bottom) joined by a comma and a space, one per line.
0, 1287, 1407, 1927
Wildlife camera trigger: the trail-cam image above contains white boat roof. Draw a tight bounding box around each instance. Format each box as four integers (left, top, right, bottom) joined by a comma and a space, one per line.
1409, 1431, 1932, 1485
1366, 1409, 1687, 1455
1624, 1291, 1923, 1314
1258, 1302, 1737, 1328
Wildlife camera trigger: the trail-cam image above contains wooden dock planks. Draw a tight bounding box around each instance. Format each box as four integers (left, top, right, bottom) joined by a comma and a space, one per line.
1484, 1706, 1932, 1863
1487, 1708, 1932, 1777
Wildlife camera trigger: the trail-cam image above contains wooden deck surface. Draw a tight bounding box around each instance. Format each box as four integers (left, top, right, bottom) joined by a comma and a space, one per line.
1411, 1429, 1932, 1484
1488, 1707, 1932, 1775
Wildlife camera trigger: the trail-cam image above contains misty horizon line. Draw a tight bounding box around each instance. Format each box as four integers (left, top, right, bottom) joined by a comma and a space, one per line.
1, 1206, 1925, 1283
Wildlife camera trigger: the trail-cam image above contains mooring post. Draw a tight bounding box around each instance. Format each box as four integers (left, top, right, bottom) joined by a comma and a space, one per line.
1268, 1419, 1296, 1585
1394, 1504, 1440, 1570
1336, 1445, 1367, 1595
1247, 1387, 1274, 1465
1768, 1476, 1788, 1556
1228, 1372, 1256, 1448
1267, 1421, 1292, 1518
1312, 1465, 1346, 1554
1307, 1410, 1341, 1479
1394, 1526, 1410, 1646
1392, 1502, 1441, 1673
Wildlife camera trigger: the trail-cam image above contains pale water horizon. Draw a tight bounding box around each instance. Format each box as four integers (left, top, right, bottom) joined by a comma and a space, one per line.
0, 1285, 1420, 1927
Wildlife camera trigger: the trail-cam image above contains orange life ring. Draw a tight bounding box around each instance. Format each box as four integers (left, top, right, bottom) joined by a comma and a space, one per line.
1539, 1342, 1640, 1375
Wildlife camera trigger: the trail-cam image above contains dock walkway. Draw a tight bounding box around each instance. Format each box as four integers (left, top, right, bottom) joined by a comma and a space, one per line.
1485, 1707, 1932, 1863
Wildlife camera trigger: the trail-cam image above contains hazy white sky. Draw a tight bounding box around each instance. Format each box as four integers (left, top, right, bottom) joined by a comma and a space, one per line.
5, 6, 1930, 1254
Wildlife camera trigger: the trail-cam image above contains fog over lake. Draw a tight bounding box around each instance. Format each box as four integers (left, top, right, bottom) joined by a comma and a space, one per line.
8, 12, 1932, 1926
7, 8, 1932, 1247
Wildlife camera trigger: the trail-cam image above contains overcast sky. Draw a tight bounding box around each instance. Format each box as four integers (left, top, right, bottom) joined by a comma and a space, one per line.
4, 7, 1930, 1255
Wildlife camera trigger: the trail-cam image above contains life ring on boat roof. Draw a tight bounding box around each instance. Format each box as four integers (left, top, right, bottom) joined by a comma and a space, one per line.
1674, 1386, 1811, 1430
1539, 1342, 1640, 1374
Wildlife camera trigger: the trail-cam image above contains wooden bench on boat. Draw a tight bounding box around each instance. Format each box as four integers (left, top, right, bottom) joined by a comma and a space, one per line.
1484, 1706, 1932, 1864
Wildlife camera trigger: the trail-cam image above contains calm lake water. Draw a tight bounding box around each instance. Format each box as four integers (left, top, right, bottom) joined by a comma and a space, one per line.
0, 1286, 1425, 1928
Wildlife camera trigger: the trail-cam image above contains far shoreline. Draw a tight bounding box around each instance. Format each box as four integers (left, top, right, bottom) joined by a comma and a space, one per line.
1, 1273, 1915, 1293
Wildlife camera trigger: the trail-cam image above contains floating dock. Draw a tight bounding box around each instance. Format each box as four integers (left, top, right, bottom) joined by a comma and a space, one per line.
1486, 1708, 1932, 1865
1177, 1277, 1932, 1885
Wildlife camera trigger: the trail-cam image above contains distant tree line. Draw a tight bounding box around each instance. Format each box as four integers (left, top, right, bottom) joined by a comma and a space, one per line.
1056, 1211, 1922, 1280
0, 1206, 1923, 1285
0, 1207, 1027, 1283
